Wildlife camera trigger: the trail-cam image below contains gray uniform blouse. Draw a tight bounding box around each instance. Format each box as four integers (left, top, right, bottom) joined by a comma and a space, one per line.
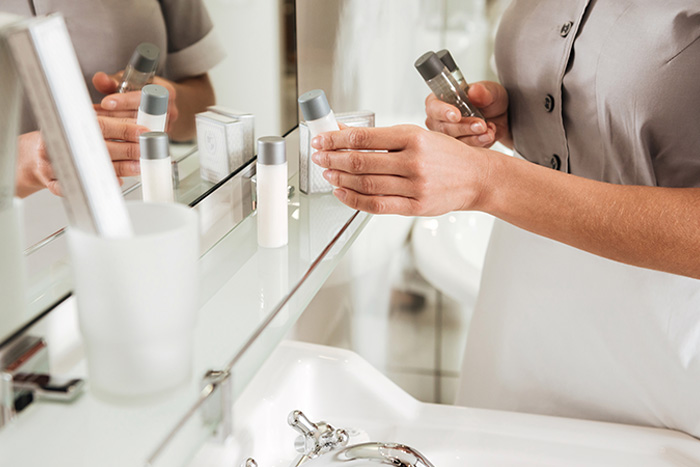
2, 0, 224, 131
496, 0, 700, 187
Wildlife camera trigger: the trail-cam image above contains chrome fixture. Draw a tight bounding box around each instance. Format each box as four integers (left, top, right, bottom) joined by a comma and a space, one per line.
288, 410, 350, 467
303, 443, 437, 467
0, 336, 84, 429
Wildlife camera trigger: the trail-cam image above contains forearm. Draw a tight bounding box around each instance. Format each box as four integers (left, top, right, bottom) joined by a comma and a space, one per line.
169, 74, 215, 141
480, 153, 700, 278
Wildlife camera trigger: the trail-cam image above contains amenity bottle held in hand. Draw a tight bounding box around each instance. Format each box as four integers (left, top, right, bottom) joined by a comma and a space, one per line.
415, 51, 482, 119
117, 42, 160, 93
436, 49, 484, 120
298, 89, 339, 193
137, 84, 168, 132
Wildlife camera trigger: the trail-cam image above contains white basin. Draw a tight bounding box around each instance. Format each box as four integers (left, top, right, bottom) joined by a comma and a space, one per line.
192, 341, 700, 466
411, 211, 494, 304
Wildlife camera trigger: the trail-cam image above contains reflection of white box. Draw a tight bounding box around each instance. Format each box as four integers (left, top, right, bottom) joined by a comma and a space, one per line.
196, 111, 244, 184
207, 106, 255, 161
300, 110, 375, 195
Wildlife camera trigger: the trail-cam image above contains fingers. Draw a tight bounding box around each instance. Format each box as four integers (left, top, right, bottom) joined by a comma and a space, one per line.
94, 108, 138, 119
333, 188, 420, 216
311, 126, 411, 151
92, 71, 120, 95
312, 150, 411, 176
111, 160, 141, 177
425, 94, 462, 123
322, 169, 413, 197
467, 81, 508, 119
98, 117, 149, 142
101, 90, 141, 111
105, 141, 142, 162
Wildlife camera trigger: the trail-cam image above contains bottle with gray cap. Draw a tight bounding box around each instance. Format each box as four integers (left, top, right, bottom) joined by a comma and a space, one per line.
137, 84, 169, 131
139, 131, 174, 203
257, 136, 288, 248
298, 89, 340, 142
415, 51, 480, 119
118, 42, 160, 93
436, 49, 484, 119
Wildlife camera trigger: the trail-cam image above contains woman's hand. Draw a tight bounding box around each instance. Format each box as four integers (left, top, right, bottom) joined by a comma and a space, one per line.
92, 71, 215, 142
92, 71, 179, 131
425, 81, 512, 149
311, 125, 493, 216
15, 117, 148, 198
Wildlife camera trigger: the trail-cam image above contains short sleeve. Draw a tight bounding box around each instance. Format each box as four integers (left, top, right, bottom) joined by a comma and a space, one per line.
158, 0, 226, 81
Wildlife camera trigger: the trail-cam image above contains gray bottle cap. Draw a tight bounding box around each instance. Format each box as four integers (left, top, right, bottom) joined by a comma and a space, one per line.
257, 136, 286, 165
139, 132, 170, 160
414, 51, 445, 81
436, 49, 458, 72
298, 89, 331, 121
129, 42, 160, 73
140, 84, 169, 115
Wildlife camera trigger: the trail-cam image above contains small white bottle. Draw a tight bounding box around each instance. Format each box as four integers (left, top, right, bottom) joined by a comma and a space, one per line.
139, 132, 174, 203
137, 84, 168, 132
298, 89, 340, 140
256, 136, 288, 248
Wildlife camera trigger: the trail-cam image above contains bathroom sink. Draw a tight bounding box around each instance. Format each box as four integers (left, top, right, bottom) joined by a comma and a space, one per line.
411, 211, 494, 304
191, 341, 700, 466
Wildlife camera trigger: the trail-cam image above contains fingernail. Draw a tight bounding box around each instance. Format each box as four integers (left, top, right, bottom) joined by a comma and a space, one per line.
322, 170, 331, 181
478, 133, 492, 143
447, 111, 459, 122
104, 100, 116, 109
334, 188, 347, 201
311, 152, 321, 164
311, 136, 324, 149
471, 122, 486, 133
133, 161, 141, 174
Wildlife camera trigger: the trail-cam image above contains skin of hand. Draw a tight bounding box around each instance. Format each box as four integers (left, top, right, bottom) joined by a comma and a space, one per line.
424, 80, 512, 149
312, 125, 700, 279
92, 71, 215, 142
15, 117, 149, 198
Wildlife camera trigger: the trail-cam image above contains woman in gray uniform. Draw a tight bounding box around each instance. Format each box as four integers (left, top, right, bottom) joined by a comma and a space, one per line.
8, 0, 224, 197
310, 0, 700, 437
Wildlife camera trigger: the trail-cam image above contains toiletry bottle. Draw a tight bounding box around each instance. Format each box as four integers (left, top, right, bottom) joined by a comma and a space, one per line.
415, 51, 482, 119
117, 42, 160, 93
298, 89, 340, 142
257, 136, 288, 248
139, 131, 174, 203
436, 49, 484, 120
137, 84, 168, 132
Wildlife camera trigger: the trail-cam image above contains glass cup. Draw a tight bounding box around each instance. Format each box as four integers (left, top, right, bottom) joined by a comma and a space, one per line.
67, 202, 199, 402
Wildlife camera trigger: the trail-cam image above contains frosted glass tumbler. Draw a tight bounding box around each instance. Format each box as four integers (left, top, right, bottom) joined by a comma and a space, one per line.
67, 202, 199, 401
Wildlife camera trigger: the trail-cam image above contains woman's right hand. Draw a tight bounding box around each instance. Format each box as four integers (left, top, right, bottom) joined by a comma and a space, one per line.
424, 81, 512, 149
15, 117, 149, 198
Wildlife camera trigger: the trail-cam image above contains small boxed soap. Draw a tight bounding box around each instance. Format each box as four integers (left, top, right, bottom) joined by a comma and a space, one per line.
195, 111, 244, 184
207, 106, 255, 162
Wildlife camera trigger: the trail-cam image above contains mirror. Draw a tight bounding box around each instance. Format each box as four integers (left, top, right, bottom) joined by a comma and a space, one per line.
0, 0, 298, 345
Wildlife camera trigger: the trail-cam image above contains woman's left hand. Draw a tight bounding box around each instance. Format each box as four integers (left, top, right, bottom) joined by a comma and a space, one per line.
311, 125, 493, 216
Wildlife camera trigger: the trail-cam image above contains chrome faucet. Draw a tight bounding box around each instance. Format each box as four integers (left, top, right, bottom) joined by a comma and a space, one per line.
288, 410, 350, 467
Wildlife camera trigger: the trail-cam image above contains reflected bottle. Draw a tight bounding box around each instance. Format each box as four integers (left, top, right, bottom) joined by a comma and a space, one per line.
139, 132, 174, 203
415, 51, 483, 119
117, 43, 160, 93
136, 84, 168, 132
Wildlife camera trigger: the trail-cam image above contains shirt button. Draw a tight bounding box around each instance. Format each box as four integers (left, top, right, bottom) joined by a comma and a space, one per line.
544, 94, 555, 112
550, 154, 561, 170
560, 21, 573, 37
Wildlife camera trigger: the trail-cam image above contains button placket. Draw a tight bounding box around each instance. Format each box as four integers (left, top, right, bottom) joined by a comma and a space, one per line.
560, 21, 573, 37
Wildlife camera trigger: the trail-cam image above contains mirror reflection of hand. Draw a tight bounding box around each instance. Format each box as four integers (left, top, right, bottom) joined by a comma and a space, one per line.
16, 117, 148, 198
91, 71, 179, 132
424, 81, 511, 149
311, 125, 492, 216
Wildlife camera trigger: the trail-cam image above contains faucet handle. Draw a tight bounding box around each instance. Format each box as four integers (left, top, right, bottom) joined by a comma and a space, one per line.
288, 410, 350, 458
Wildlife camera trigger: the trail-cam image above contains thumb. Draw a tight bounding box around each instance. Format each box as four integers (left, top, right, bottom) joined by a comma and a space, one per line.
467, 81, 508, 118
92, 71, 121, 95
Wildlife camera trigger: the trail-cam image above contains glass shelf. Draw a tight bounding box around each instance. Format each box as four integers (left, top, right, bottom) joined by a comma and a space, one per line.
0, 128, 371, 466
